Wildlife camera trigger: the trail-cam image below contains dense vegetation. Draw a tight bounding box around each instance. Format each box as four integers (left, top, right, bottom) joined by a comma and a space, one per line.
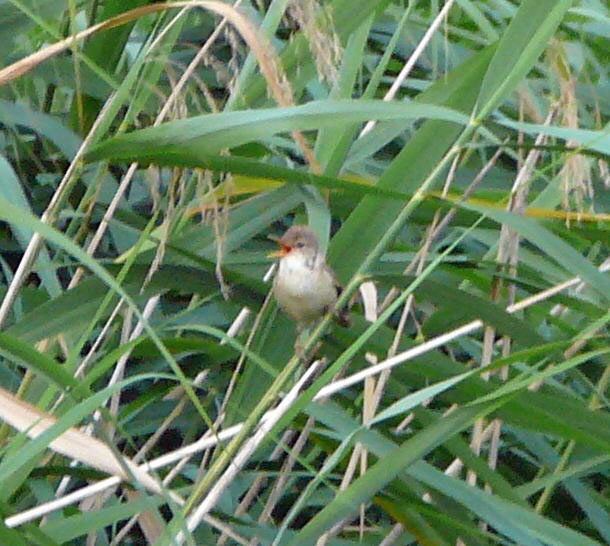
0, 0, 609, 544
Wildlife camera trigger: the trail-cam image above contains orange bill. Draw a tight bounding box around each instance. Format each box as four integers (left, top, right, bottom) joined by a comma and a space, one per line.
267, 245, 291, 258
267, 235, 292, 258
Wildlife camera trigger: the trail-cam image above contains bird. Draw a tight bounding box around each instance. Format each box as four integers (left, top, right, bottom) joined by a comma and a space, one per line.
268, 225, 350, 332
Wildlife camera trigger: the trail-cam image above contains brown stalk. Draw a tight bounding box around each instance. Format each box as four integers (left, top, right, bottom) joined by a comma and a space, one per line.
466, 106, 557, 493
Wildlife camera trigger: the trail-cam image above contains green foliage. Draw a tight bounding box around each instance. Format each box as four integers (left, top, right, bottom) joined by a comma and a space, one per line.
0, 0, 609, 544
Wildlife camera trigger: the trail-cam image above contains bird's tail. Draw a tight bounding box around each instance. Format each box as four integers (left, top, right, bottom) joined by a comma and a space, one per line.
334, 307, 351, 328
333, 285, 352, 328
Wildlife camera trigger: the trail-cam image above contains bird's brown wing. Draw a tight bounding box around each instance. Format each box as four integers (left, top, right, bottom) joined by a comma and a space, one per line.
324, 263, 351, 328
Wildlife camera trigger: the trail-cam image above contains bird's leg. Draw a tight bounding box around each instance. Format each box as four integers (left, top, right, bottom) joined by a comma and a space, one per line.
294, 324, 324, 367
294, 324, 309, 360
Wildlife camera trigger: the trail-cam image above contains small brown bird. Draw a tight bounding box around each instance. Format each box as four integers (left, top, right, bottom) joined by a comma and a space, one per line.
269, 225, 349, 330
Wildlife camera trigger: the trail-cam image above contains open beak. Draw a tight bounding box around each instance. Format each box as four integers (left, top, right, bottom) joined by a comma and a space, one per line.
267, 244, 291, 258
267, 234, 291, 258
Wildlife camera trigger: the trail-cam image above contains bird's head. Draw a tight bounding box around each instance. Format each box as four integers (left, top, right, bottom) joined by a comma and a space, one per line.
268, 225, 320, 260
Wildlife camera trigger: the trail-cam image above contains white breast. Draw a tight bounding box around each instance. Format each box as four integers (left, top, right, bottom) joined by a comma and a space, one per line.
273, 252, 337, 325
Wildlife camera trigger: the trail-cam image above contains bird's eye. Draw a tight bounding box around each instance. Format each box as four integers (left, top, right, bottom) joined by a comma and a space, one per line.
295, 241, 305, 248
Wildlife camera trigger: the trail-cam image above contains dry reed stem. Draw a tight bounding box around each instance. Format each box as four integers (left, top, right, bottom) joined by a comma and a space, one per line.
360, 0, 458, 137
0, 387, 180, 503
317, 281, 379, 544
0, 94, 117, 328
250, 417, 316, 546
467, 107, 556, 489
217, 430, 295, 546
176, 361, 324, 544
379, 144, 506, 314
